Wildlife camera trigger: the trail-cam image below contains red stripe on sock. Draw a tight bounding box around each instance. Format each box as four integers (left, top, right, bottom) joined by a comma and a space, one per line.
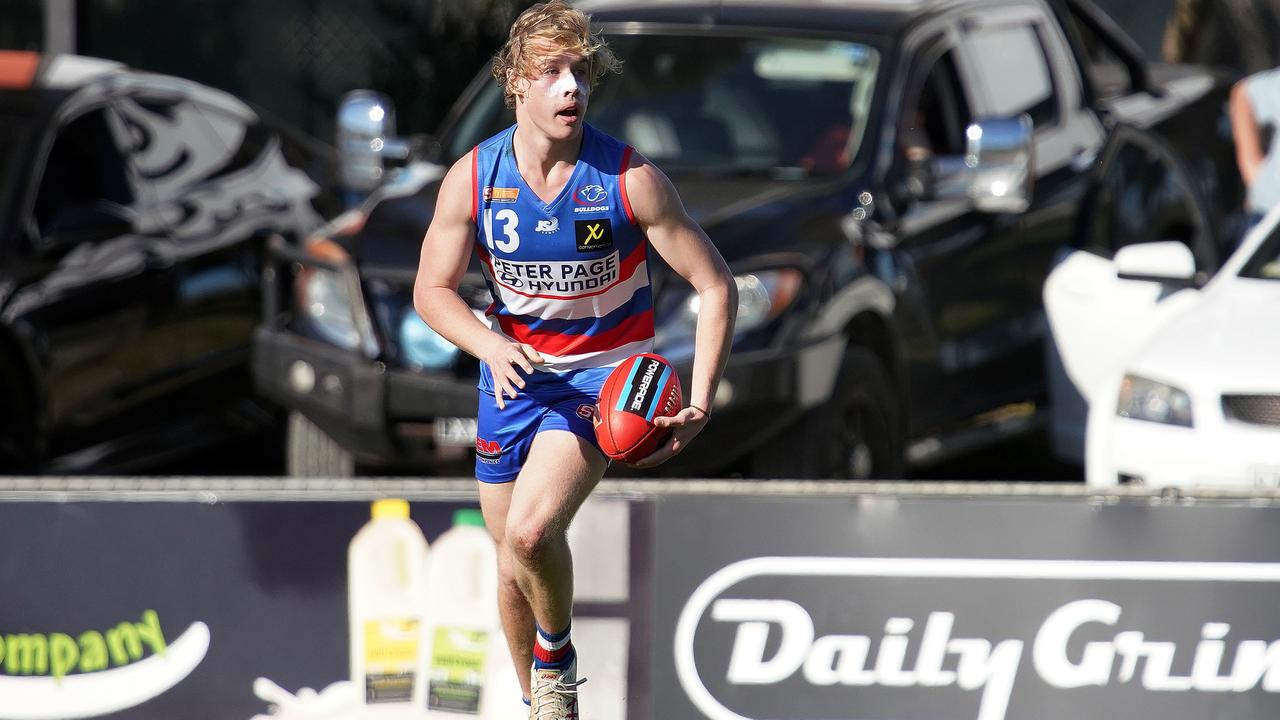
533, 641, 574, 663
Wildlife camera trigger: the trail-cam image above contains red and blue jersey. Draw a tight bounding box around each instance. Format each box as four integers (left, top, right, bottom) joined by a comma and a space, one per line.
470, 123, 653, 373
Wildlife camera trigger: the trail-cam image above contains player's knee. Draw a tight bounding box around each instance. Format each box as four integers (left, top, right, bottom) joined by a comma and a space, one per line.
496, 546, 522, 589
507, 521, 555, 567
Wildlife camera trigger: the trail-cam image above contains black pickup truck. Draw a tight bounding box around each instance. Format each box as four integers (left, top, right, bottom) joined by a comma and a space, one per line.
252, 0, 1242, 478
0, 52, 338, 472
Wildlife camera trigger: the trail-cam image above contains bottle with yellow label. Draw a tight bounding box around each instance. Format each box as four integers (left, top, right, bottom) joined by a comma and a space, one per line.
349, 498, 430, 717
423, 508, 521, 719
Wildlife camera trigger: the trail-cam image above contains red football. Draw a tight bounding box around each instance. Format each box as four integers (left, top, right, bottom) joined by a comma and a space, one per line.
594, 353, 683, 464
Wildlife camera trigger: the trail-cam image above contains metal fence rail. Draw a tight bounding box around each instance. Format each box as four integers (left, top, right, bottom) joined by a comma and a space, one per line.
2, 476, 1279, 505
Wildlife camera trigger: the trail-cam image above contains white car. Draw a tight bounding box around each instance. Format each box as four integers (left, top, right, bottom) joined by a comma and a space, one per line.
1045, 208, 1280, 488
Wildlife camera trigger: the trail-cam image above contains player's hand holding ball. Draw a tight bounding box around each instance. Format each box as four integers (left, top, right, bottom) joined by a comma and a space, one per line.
594, 353, 709, 467
635, 402, 709, 468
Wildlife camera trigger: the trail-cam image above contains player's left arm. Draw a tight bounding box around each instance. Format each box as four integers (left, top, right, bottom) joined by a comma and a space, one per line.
625, 151, 737, 468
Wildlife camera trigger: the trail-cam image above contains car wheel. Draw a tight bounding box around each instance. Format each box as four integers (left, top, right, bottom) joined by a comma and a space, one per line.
751, 348, 904, 480
286, 411, 355, 477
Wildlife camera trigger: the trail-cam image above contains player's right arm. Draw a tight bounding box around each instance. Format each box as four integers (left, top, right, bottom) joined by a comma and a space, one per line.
413, 152, 543, 409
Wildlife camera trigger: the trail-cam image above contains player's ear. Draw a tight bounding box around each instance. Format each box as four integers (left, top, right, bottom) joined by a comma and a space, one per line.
508, 69, 528, 101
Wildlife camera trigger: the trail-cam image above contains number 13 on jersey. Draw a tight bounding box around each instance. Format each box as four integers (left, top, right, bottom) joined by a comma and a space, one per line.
483, 208, 520, 253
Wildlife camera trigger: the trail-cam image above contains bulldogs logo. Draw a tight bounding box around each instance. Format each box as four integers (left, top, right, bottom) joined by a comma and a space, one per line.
574, 184, 608, 204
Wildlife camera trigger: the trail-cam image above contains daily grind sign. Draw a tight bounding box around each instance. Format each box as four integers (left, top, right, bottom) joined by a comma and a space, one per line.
674, 558, 1280, 720
650, 496, 1280, 720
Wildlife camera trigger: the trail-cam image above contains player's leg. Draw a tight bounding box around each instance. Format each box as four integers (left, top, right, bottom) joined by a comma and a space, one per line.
477, 480, 536, 703
506, 428, 606, 718
505, 428, 605, 637
473, 381, 543, 705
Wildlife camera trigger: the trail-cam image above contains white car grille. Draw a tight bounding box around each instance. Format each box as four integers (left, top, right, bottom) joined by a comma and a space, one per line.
1222, 394, 1280, 428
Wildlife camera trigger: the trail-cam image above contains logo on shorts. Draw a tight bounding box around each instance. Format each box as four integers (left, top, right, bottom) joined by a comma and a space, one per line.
577, 403, 596, 422
575, 219, 614, 253
536, 217, 559, 234
475, 437, 503, 463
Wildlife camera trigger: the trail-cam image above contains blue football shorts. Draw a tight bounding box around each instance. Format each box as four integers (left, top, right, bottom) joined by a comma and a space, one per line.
474, 364, 613, 483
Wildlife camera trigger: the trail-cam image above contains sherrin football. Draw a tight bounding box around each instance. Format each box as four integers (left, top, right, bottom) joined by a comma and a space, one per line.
594, 353, 683, 464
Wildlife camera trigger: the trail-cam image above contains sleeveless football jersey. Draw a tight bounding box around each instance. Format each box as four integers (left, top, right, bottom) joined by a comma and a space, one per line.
470, 123, 653, 372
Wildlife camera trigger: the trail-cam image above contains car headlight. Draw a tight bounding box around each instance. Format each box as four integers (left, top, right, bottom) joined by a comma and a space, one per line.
295, 238, 377, 356
399, 309, 459, 369
655, 269, 802, 349
1116, 374, 1193, 427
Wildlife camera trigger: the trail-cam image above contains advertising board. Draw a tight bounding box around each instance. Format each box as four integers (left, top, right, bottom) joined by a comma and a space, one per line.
0, 494, 635, 720
5, 484, 1280, 720
652, 496, 1280, 720
0, 501, 427, 719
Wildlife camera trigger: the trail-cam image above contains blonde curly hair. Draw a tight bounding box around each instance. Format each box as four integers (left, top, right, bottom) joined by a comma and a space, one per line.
491, 0, 620, 109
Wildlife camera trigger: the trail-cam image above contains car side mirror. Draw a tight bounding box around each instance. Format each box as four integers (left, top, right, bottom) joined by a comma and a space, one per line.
37, 202, 134, 254
336, 90, 409, 194
1114, 241, 1205, 288
932, 115, 1034, 214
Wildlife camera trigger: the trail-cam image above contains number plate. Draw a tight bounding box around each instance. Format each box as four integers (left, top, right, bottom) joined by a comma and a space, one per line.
434, 417, 478, 447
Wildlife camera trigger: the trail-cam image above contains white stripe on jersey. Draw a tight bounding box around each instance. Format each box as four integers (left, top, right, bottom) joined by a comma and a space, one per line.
534, 337, 655, 373
482, 258, 650, 321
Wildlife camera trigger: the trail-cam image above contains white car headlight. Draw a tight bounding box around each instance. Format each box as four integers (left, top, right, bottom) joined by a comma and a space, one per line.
655, 268, 802, 349
1116, 374, 1193, 427
295, 238, 377, 356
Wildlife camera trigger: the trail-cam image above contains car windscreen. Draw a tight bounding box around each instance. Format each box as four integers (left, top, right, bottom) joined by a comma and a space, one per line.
1240, 225, 1280, 280
444, 33, 881, 178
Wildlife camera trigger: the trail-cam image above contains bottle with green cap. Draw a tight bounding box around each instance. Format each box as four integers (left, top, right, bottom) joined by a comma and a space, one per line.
423, 507, 521, 717
349, 498, 430, 718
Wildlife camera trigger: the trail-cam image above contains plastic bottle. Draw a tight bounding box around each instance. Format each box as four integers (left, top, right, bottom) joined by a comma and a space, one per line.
422, 508, 518, 719
349, 498, 430, 718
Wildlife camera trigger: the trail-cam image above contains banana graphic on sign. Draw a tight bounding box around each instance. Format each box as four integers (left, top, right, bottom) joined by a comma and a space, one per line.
0, 622, 210, 720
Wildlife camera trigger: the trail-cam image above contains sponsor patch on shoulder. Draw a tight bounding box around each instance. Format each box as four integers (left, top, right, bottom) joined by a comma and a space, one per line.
484, 187, 520, 203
